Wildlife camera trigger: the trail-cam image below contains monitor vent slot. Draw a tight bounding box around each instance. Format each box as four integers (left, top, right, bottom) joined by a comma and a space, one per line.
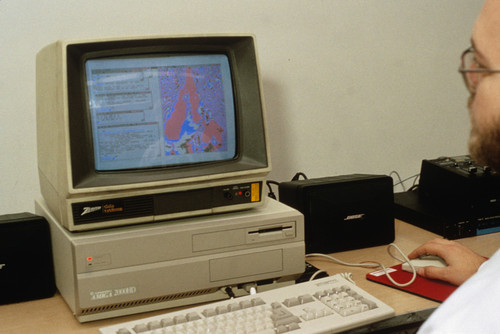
80, 288, 218, 316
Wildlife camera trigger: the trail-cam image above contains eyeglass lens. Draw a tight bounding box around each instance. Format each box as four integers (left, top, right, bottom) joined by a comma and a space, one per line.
461, 50, 481, 92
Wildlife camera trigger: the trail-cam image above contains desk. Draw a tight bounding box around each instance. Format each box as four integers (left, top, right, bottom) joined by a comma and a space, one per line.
2, 220, 499, 333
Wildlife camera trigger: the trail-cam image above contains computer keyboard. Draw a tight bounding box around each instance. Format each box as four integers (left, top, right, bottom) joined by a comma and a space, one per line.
99, 274, 395, 334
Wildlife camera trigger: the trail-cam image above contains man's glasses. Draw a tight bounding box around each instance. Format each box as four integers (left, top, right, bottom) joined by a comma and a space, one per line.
459, 46, 500, 93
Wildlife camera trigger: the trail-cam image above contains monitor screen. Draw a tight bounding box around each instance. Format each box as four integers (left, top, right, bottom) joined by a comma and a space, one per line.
85, 54, 236, 171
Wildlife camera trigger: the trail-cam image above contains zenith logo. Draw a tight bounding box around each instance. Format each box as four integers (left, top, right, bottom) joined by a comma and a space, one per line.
343, 213, 366, 221
81, 206, 102, 216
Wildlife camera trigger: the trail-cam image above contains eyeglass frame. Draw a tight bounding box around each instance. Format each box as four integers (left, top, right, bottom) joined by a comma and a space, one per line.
459, 46, 500, 93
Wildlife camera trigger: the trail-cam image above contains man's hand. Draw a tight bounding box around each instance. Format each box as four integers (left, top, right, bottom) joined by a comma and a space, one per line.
408, 238, 487, 286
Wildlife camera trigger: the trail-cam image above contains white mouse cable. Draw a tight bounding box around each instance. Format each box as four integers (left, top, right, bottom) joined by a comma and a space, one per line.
385, 243, 417, 287
305, 243, 417, 287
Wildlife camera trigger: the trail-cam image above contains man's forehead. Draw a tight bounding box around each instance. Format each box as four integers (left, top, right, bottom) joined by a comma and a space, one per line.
476, 0, 500, 31
473, 0, 500, 60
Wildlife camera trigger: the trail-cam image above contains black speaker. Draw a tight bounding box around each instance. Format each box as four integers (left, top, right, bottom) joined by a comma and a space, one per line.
279, 174, 394, 253
0, 212, 56, 304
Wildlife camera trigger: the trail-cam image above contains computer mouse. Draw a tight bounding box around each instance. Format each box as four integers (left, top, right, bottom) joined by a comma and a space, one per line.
402, 255, 447, 273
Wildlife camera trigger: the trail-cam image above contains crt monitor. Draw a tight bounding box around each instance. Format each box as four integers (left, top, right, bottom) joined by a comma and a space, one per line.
36, 35, 271, 231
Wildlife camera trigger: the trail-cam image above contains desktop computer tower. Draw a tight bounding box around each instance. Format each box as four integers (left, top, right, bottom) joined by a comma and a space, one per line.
279, 174, 395, 253
35, 197, 305, 322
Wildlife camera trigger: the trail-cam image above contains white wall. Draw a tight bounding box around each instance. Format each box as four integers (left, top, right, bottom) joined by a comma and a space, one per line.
0, 0, 482, 214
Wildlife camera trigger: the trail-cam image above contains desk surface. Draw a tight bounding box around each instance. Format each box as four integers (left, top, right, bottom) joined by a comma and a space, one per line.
2, 220, 500, 333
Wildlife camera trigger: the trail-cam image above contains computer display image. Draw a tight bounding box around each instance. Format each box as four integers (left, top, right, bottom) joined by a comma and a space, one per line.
86, 54, 236, 171
36, 35, 271, 231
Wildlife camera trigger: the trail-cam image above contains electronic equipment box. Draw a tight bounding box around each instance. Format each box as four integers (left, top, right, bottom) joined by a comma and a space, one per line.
279, 174, 395, 253
0, 213, 56, 304
395, 155, 500, 239
35, 198, 305, 322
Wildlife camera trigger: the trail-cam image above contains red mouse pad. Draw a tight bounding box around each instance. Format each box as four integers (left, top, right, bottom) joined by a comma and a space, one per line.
366, 264, 457, 302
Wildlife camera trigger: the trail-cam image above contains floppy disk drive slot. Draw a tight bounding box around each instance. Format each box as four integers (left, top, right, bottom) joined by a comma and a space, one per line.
246, 222, 296, 243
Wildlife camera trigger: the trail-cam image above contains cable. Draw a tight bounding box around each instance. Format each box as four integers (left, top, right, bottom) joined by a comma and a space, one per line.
266, 180, 280, 199
309, 269, 329, 281
390, 171, 405, 191
337, 272, 356, 285
291, 172, 308, 181
390, 171, 420, 192
223, 287, 236, 299
305, 243, 417, 287
266, 172, 309, 199
305, 253, 379, 269
412, 174, 420, 187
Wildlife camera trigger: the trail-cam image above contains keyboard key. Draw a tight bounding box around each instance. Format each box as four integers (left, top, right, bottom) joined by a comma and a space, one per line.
132, 324, 148, 333
298, 294, 314, 304
160, 317, 174, 327
116, 329, 131, 334
173, 315, 187, 324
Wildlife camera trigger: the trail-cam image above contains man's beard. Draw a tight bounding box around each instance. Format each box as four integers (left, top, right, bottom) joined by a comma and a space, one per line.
468, 98, 500, 171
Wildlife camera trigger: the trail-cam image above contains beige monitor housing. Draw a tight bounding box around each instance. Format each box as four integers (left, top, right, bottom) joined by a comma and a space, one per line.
36, 35, 271, 231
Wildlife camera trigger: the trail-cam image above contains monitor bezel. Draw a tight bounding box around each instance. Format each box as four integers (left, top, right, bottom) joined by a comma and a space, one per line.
65, 36, 269, 189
